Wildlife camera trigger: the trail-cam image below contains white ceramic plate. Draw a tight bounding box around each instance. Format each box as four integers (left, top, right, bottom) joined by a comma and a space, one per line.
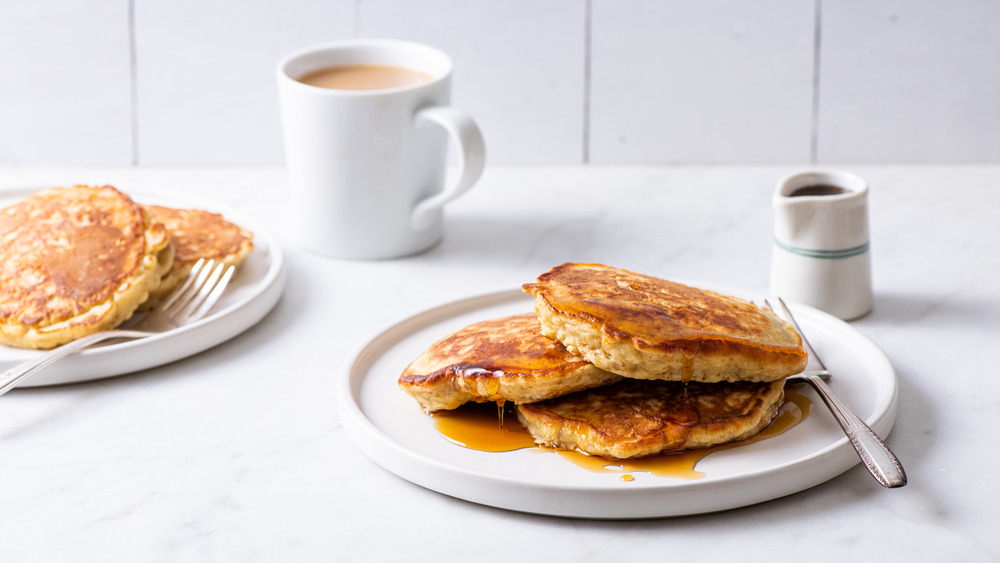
339, 287, 899, 519
0, 187, 285, 387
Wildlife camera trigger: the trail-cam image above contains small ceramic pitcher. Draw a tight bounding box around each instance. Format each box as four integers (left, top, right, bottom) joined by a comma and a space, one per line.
770, 170, 873, 320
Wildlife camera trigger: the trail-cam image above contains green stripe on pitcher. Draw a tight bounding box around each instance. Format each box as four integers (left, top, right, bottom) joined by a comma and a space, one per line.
774, 238, 869, 259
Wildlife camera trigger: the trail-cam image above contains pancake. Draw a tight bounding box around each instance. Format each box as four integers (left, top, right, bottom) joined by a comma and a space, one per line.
399, 313, 622, 412
516, 378, 786, 459
522, 263, 808, 383
0, 185, 172, 349
142, 205, 253, 307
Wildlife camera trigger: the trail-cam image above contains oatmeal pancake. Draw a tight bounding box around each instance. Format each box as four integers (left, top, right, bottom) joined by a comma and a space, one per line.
142, 205, 253, 306
399, 313, 621, 412
522, 263, 807, 383
516, 378, 786, 459
0, 185, 172, 349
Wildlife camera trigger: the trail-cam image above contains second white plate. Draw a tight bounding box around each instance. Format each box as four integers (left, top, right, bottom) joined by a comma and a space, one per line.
339, 287, 899, 519
0, 187, 286, 387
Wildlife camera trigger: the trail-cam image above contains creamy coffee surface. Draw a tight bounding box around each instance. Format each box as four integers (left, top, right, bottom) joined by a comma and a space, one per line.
297, 64, 432, 90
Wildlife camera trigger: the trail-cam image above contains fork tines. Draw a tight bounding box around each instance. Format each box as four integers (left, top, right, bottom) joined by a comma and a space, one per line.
162, 258, 236, 321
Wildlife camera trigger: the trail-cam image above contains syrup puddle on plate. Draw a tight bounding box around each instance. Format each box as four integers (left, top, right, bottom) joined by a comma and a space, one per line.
432, 387, 812, 482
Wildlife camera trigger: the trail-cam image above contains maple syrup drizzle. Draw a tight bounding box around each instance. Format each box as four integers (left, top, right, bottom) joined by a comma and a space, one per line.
431, 387, 812, 480
432, 402, 536, 452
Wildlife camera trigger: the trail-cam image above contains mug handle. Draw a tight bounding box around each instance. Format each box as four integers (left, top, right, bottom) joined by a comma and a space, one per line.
410, 106, 486, 231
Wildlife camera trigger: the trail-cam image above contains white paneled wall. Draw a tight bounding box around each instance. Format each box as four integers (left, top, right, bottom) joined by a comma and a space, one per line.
0, 0, 133, 165
1, 0, 998, 166
818, 1, 1000, 162
590, 0, 815, 163
134, 0, 354, 165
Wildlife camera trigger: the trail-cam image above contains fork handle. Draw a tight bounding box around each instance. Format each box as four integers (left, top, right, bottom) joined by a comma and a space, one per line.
0, 330, 151, 397
798, 372, 907, 488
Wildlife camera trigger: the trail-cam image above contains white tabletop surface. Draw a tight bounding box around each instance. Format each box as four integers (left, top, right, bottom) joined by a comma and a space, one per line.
1, 165, 997, 562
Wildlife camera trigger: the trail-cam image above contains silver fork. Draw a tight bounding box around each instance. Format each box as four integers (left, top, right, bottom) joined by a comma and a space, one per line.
766, 297, 907, 488
0, 258, 235, 397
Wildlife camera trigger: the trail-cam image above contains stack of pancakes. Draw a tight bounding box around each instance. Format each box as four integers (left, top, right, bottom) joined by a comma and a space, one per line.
399, 263, 808, 460
0, 185, 253, 350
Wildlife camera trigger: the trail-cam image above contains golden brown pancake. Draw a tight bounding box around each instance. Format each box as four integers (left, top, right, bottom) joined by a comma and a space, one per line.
0, 185, 172, 349
142, 205, 254, 306
516, 378, 786, 459
399, 314, 622, 412
522, 263, 808, 383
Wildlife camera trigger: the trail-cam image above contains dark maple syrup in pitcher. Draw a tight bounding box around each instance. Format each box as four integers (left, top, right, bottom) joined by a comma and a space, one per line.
789, 184, 849, 197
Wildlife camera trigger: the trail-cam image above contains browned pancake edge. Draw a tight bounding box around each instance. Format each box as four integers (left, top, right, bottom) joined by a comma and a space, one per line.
399, 313, 621, 411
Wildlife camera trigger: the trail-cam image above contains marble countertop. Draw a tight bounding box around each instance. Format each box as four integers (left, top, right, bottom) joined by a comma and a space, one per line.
1, 165, 997, 562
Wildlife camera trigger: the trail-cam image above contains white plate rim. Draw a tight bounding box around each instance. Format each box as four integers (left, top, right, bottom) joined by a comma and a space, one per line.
0, 186, 286, 387
338, 287, 899, 519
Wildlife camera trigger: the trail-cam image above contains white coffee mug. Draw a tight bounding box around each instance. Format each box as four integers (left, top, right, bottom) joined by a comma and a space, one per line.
277, 39, 485, 259
770, 170, 873, 320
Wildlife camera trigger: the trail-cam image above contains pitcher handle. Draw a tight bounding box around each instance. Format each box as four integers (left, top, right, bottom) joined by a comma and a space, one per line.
410, 106, 486, 231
